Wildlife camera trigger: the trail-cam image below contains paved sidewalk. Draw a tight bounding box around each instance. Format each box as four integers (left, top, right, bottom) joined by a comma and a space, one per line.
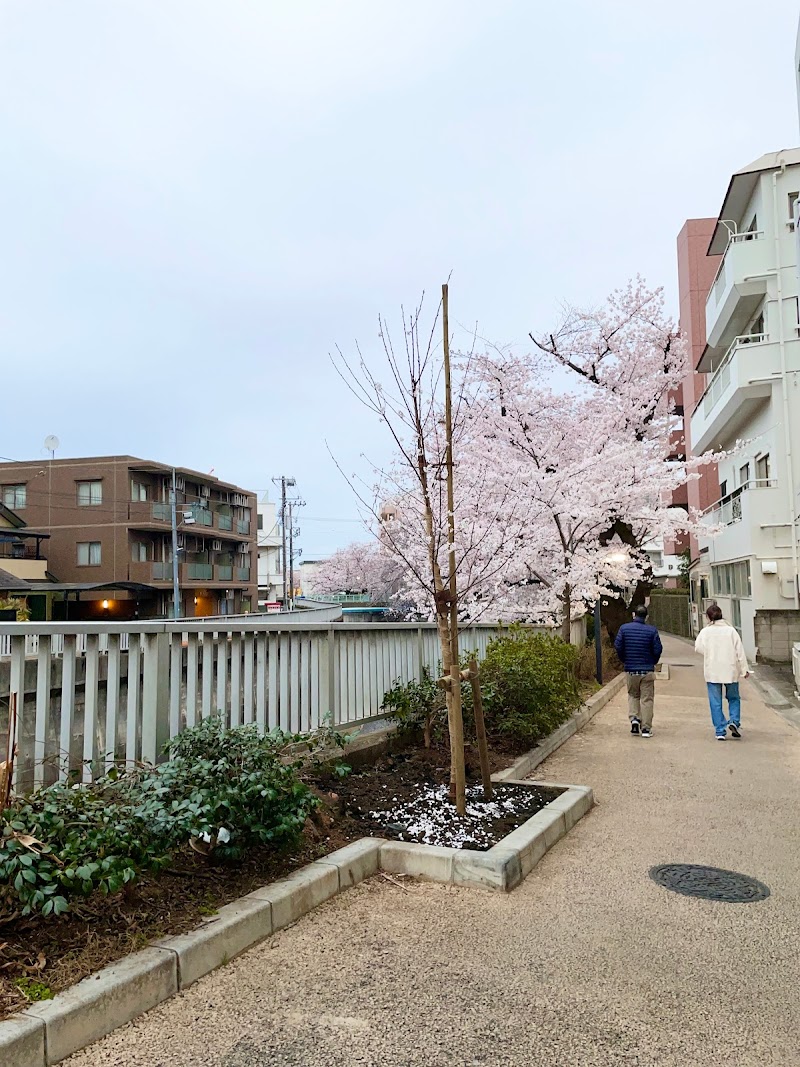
66, 635, 800, 1067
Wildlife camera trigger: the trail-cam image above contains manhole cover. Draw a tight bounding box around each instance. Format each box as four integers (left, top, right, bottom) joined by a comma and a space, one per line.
649, 864, 770, 903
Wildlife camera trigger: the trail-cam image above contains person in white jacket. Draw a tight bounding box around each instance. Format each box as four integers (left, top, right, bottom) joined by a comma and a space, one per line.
694, 602, 750, 740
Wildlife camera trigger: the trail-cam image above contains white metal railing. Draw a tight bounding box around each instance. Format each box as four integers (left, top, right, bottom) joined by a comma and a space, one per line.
709, 230, 765, 307
702, 478, 777, 527
701, 333, 767, 418
792, 642, 800, 695
1, 617, 574, 791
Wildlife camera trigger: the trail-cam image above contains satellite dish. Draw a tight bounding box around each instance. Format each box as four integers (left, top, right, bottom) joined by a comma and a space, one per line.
44, 435, 59, 456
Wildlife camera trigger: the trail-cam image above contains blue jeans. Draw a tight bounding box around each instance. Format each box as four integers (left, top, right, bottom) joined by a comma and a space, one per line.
707, 682, 741, 735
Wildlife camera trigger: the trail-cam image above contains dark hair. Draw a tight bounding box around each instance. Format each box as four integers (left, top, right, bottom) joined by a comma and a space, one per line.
706, 603, 723, 622
634, 605, 648, 619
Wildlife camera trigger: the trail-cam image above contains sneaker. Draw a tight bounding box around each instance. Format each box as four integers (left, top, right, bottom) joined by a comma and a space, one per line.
729, 723, 741, 739
716, 734, 727, 741
630, 718, 640, 735
641, 726, 652, 738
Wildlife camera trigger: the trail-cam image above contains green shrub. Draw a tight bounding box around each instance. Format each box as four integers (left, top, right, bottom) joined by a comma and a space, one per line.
381, 667, 446, 747
480, 627, 581, 748
381, 657, 475, 748
0, 719, 318, 916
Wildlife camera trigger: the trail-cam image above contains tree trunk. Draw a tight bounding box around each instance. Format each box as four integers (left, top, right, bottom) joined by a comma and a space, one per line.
560, 584, 572, 643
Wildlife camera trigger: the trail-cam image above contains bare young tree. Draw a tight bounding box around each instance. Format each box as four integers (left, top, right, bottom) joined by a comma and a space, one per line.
332, 287, 527, 813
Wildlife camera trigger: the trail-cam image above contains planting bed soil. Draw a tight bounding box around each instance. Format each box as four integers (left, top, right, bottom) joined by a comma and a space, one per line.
316, 746, 560, 848
0, 738, 555, 1020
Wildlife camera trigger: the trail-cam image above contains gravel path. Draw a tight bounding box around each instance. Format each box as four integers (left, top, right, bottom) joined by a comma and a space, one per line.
65, 635, 800, 1066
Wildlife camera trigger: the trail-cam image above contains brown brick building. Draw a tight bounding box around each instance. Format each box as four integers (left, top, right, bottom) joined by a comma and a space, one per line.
0, 456, 257, 619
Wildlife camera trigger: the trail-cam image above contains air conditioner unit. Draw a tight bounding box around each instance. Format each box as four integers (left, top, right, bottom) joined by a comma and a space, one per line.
199, 485, 210, 498
175, 477, 185, 491
233, 493, 247, 507
212, 539, 222, 551
177, 534, 186, 548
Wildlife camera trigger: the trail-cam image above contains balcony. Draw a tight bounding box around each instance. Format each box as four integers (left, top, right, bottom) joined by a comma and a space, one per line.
218, 513, 233, 531
183, 504, 212, 527
236, 566, 251, 582
216, 564, 233, 581
699, 479, 783, 562
236, 519, 251, 535
705, 232, 771, 350
185, 563, 213, 581
689, 334, 774, 453
128, 561, 172, 583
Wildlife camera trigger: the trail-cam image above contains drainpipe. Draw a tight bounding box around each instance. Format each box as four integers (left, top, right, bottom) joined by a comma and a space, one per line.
772, 165, 800, 609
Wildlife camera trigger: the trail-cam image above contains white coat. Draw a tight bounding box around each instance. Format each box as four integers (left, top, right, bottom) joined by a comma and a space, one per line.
694, 620, 750, 684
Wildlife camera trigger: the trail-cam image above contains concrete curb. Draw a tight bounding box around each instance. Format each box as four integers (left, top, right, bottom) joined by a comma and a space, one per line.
492, 672, 626, 783
0, 787, 595, 1063
0, 783, 591, 1064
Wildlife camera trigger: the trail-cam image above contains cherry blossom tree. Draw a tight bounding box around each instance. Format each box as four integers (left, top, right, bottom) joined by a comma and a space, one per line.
312, 541, 401, 603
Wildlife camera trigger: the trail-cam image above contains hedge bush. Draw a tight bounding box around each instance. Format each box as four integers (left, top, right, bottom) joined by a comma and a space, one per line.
480, 627, 581, 747
0, 719, 318, 917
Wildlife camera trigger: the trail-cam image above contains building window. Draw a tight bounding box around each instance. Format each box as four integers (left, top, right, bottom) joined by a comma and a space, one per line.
755, 454, 770, 483
1, 484, 26, 509
131, 480, 148, 501
131, 541, 149, 562
77, 541, 101, 566
739, 463, 750, 486
77, 480, 102, 506
719, 480, 727, 498
789, 191, 798, 223
257, 514, 263, 531
711, 560, 751, 599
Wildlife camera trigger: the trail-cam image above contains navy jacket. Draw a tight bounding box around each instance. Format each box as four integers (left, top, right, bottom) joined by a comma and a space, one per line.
614, 618, 663, 673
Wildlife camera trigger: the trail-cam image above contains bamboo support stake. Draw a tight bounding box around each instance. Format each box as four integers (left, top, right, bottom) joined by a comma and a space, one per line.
442, 282, 466, 816
468, 658, 493, 799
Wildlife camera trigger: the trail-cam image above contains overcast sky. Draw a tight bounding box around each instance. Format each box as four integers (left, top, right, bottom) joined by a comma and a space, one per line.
1, 1, 798, 558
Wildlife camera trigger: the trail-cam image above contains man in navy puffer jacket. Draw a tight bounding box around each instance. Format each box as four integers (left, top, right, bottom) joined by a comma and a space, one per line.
614, 605, 663, 738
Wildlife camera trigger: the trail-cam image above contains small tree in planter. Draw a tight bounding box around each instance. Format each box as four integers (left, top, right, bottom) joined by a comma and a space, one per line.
333, 287, 528, 813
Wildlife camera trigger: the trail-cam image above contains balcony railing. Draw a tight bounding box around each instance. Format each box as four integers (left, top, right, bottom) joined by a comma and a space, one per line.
184, 504, 212, 527
701, 333, 767, 418
217, 564, 233, 581
152, 561, 172, 580
236, 519, 250, 535
152, 502, 171, 522
702, 478, 777, 526
218, 513, 233, 531
187, 563, 213, 580
709, 230, 765, 306
237, 567, 251, 582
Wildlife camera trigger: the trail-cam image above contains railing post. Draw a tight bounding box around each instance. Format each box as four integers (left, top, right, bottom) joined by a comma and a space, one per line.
324, 626, 337, 726
9, 635, 26, 791
141, 631, 170, 766
416, 625, 425, 679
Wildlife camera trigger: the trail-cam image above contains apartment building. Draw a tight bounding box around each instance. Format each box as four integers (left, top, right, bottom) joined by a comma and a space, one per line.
256, 493, 284, 607
0, 456, 257, 619
686, 150, 800, 662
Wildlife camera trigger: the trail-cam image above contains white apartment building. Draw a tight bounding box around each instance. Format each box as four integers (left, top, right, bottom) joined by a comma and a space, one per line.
256, 494, 284, 607
689, 149, 800, 662
643, 538, 684, 587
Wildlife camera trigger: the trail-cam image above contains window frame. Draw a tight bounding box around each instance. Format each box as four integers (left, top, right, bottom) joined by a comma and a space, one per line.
76, 480, 103, 507
1, 484, 27, 509
77, 541, 102, 566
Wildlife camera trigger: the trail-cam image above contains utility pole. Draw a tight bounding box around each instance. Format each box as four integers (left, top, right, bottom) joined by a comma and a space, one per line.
287, 496, 306, 610
273, 476, 296, 610
170, 468, 181, 619
288, 499, 295, 611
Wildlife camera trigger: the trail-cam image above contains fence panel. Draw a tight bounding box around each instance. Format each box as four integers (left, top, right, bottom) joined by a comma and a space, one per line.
2, 617, 576, 791
648, 592, 692, 639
